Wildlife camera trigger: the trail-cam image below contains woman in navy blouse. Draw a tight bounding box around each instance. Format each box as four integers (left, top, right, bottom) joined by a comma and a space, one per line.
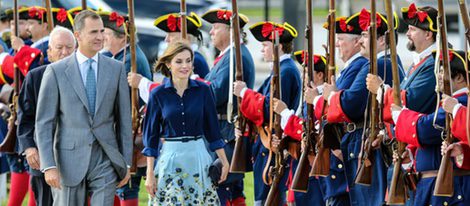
142, 41, 229, 205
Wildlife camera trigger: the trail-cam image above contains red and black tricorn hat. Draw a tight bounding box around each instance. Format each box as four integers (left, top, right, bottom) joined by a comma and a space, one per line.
401, 3, 437, 32
346, 8, 399, 36
201, 9, 249, 28
51, 8, 74, 30
432, 50, 470, 77
294, 50, 327, 73
249, 21, 298, 43
98, 11, 129, 35
322, 16, 363, 35
67, 7, 96, 19
154, 12, 203, 38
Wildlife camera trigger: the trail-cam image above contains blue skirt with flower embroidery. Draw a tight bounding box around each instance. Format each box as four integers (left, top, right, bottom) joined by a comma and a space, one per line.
150, 137, 219, 205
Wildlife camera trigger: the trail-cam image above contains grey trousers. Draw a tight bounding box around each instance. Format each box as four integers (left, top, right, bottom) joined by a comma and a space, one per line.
52, 142, 118, 206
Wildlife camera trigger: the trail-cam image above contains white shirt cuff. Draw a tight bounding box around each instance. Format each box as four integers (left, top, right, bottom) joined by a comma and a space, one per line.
392, 108, 403, 124
280, 109, 294, 130
138, 77, 152, 104
327, 91, 337, 105
240, 87, 248, 98
190, 74, 200, 80
42, 166, 57, 173
376, 84, 391, 103
452, 103, 463, 118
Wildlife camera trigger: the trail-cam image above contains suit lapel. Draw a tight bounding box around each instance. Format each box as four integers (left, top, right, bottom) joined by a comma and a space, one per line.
94, 54, 111, 114
65, 54, 91, 113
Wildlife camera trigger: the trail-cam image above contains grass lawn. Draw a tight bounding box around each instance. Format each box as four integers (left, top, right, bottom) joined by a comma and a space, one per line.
2, 172, 255, 206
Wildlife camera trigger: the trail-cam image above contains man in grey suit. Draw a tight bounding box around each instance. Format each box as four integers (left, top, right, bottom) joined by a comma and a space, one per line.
35, 10, 132, 205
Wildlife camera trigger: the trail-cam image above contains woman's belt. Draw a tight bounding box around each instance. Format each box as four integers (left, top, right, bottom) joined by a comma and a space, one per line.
164, 135, 203, 142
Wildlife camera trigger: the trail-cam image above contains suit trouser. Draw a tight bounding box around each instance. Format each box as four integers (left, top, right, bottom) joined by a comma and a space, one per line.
52, 141, 118, 206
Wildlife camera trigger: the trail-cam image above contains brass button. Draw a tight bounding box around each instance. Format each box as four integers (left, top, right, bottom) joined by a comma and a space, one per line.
262, 153, 266, 157
411, 121, 415, 126
297, 130, 301, 134
257, 109, 261, 113
458, 195, 462, 200
299, 120, 303, 124
412, 134, 416, 138
338, 164, 343, 169
350, 153, 354, 158
443, 201, 448, 206
331, 175, 336, 180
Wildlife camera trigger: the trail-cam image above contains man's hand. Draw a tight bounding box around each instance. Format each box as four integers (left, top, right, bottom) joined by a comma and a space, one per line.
219, 160, 229, 184
117, 168, 131, 188
393, 149, 412, 164
127, 72, 143, 89
44, 168, 61, 189
442, 142, 464, 157
25, 147, 40, 170
11, 36, 25, 51
273, 98, 287, 115
233, 81, 247, 97
322, 76, 337, 100
442, 94, 459, 114
366, 74, 383, 94
305, 82, 319, 105
271, 134, 281, 153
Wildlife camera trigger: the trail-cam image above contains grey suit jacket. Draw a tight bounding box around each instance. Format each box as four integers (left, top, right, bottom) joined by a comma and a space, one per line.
35, 53, 132, 187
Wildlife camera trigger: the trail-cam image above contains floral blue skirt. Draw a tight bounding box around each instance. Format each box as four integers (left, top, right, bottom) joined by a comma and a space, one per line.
150, 137, 220, 205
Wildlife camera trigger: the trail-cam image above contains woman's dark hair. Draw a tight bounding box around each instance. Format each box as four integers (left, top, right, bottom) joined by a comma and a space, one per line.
154, 41, 194, 77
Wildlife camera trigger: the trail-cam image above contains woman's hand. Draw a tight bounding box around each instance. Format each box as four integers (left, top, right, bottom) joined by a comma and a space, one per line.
145, 170, 157, 198
219, 160, 230, 184
215, 148, 230, 184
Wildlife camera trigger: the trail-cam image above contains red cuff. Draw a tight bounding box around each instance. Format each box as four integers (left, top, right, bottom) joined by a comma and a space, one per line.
326, 90, 352, 123
149, 82, 161, 91
284, 115, 303, 141
13, 46, 41, 76
314, 96, 327, 121
0, 55, 14, 84
452, 106, 468, 142
456, 142, 470, 170
240, 89, 265, 127
383, 89, 407, 124
395, 109, 422, 147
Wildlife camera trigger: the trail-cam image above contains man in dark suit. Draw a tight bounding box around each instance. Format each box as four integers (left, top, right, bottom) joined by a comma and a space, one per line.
17, 26, 76, 206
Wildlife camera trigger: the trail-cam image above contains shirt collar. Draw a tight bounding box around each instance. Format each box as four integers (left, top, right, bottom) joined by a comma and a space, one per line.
113, 44, 130, 58
76, 49, 99, 65
413, 43, 436, 65
218, 44, 232, 57
343, 52, 362, 68
31, 35, 49, 48
164, 78, 199, 89
377, 49, 389, 59
453, 87, 468, 97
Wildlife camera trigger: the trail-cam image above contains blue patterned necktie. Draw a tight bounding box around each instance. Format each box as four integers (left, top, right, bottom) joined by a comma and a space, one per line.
85, 58, 96, 117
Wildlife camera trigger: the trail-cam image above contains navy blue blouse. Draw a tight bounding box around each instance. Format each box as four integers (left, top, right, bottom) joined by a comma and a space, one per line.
142, 78, 225, 158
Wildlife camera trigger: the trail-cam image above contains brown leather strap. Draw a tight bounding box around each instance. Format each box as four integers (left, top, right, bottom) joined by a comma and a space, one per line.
420, 169, 470, 179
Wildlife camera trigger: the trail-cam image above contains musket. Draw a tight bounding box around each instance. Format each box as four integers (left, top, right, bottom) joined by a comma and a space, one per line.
384, 0, 406, 204
290, 0, 316, 192
310, 0, 337, 177
82, 0, 87, 10
0, 0, 19, 153
264, 30, 286, 206
355, 0, 379, 186
45, 0, 53, 32
127, 0, 140, 174
434, 0, 454, 197
180, 0, 187, 39
457, 0, 470, 147
230, 0, 250, 173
